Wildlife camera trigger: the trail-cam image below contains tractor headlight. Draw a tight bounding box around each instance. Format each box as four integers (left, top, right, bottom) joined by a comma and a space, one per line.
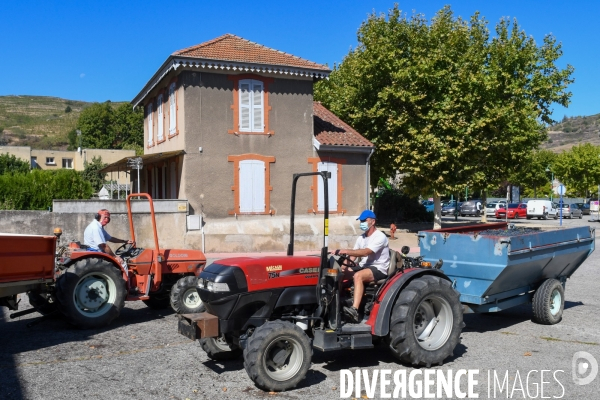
206, 281, 230, 292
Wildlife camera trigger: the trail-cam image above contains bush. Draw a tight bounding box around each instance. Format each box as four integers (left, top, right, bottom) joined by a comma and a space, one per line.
0, 169, 93, 210
373, 188, 433, 223
0, 153, 30, 175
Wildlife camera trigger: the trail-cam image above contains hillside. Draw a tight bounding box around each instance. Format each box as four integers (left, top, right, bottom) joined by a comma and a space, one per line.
0, 96, 126, 150
543, 113, 600, 152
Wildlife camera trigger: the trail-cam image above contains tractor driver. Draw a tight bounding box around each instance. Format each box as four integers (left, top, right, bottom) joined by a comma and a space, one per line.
335, 209, 390, 323
84, 209, 135, 265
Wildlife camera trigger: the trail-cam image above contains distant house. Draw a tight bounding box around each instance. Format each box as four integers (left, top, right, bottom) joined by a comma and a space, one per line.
103, 34, 374, 252
0, 145, 134, 185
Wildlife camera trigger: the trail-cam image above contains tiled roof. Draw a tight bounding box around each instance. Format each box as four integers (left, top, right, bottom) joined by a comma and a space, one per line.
174, 34, 330, 72
313, 102, 374, 148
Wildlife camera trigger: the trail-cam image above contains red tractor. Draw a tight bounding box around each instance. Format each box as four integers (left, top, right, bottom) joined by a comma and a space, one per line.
14, 193, 206, 329
178, 172, 464, 391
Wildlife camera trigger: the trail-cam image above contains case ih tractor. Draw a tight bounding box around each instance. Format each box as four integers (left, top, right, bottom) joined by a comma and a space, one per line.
178, 172, 464, 392
5, 193, 206, 328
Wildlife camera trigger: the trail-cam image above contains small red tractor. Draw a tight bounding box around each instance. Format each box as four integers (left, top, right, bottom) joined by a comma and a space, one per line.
2, 193, 206, 328
178, 172, 464, 391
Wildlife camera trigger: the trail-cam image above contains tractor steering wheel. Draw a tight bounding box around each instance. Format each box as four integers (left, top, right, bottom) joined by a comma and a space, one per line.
335, 252, 358, 271
115, 242, 134, 257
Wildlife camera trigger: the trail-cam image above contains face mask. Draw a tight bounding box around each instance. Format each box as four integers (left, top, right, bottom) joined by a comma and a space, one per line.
359, 221, 369, 231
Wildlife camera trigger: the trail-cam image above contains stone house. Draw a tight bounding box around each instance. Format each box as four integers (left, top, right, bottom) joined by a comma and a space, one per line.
103, 34, 375, 252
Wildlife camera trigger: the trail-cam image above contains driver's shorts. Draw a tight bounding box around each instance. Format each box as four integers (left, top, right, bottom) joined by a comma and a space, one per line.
367, 266, 387, 281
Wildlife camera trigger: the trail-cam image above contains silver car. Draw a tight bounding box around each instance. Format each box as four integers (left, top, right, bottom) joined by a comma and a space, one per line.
559, 203, 583, 219
485, 201, 507, 217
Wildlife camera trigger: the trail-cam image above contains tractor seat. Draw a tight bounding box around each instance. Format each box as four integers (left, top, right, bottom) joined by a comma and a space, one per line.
368, 249, 400, 287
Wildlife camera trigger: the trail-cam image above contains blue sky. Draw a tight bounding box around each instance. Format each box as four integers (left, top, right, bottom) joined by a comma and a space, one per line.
1, 1, 598, 121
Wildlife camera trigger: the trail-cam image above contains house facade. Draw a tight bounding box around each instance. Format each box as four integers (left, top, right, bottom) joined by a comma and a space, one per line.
106, 34, 375, 252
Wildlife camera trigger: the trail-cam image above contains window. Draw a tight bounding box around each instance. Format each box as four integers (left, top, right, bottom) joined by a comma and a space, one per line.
169, 82, 177, 135
317, 162, 338, 212
157, 94, 164, 142
308, 157, 345, 213
228, 154, 275, 215
147, 102, 154, 146
62, 158, 73, 169
46, 157, 55, 165
239, 79, 264, 132
31, 157, 37, 168
228, 75, 273, 135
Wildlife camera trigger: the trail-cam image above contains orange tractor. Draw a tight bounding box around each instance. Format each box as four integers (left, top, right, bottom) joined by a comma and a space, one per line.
2, 193, 206, 328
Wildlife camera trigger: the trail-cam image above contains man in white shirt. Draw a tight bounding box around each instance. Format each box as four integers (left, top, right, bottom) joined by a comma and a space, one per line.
335, 209, 390, 323
84, 209, 135, 265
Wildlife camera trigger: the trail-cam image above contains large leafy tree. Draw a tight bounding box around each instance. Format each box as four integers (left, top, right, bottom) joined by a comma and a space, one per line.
315, 5, 573, 227
72, 102, 143, 152
554, 143, 600, 197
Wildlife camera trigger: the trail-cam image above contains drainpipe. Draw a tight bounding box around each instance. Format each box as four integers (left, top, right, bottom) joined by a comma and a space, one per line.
366, 148, 374, 209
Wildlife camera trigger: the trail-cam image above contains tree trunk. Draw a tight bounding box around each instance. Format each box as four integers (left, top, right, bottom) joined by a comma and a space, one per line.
433, 192, 442, 230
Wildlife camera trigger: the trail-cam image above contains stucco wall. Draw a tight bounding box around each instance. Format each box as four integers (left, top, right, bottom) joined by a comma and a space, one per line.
0, 208, 364, 253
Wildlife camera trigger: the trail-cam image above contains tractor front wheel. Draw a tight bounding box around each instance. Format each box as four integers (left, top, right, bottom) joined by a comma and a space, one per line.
170, 276, 204, 314
199, 335, 242, 360
388, 275, 463, 367
56, 258, 126, 329
243, 320, 312, 392
532, 279, 564, 325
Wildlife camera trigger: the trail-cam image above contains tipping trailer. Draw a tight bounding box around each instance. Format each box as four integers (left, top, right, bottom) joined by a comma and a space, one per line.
417, 222, 595, 324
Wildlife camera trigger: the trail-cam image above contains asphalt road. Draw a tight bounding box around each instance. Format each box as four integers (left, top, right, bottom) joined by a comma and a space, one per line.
2, 217, 599, 399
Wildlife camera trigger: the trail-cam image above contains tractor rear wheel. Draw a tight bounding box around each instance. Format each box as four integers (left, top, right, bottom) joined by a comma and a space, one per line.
56, 258, 126, 329
532, 279, 564, 325
388, 275, 463, 367
243, 320, 312, 391
199, 335, 242, 361
170, 276, 204, 314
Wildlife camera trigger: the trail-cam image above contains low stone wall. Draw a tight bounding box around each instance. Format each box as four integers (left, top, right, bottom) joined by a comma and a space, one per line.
1, 201, 364, 253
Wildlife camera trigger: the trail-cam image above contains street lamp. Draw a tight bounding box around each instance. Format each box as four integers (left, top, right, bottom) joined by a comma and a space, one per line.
545, 166, 554, 202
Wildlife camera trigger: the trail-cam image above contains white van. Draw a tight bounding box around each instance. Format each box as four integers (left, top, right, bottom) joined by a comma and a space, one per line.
526, 200, 558, 220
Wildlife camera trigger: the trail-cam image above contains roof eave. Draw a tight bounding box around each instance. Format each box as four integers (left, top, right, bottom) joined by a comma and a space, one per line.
313, 137, 374, 154
132, 55, 331, 108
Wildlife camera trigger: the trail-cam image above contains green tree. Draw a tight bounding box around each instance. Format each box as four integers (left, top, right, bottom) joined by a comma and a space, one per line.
0, 153, 30, 175
113, 102, 144, 148
315, 5, 573, 227
78, 102, 115, 149
65, 105, 72, 113
554, 143, 600, 197
81, 156, 108, 192
511, 150, 557, 198
76, 101, 143, 151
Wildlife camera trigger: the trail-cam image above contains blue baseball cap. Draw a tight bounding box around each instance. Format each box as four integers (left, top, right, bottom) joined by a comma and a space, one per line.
357, 210, 376, 220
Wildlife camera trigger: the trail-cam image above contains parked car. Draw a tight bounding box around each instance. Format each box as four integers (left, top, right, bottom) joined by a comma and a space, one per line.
421, 200, 434, 212
526, 199, 558, 220
495, 203, 527, 219
460, 200, 483, 216
559, 203, 583, 219
485, 201, 507, 217
575, 203, 591, 215
442, 202, 462, 216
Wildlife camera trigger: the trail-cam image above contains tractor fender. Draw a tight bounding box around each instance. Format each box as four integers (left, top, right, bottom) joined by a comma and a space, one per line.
372, 269, 451, 337
62, 252, 127, 280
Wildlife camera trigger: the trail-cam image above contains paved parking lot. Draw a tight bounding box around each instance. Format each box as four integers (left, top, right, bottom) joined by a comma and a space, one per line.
2, 217, 599, 399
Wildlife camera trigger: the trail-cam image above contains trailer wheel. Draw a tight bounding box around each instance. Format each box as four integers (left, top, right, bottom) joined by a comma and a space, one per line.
244, 320, 312, 391
56, 258, 126, 329
27, 291, 57, 316
199, 335, 242, 360
532, 279, 564, 325
170, 276, 204, 314
388, 275, 463, 367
